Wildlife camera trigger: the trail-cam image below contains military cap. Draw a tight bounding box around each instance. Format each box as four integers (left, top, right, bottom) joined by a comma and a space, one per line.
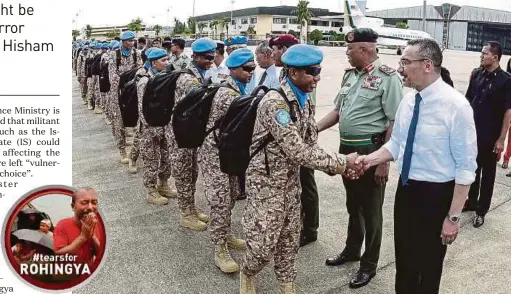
224, 37, 234, 47
89, 42, 97, 48
147, 48, 168, 61
120, 30, 136, 41
171, 38, 186, 48
232, 36, 248, 45
345, 28, 378, 43
269, 34, 299, 48
109, 40, 117, 48
225, 48, 254, 68
162, 36, 172, 47
216, 41, 225, 51
112, 41, 121, 49
191, 38, 217, 53
145, 47, 155, 57
281, 44, 323, 67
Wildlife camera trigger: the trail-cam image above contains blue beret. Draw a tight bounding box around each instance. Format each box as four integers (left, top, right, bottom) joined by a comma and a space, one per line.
232, 36, 248, 45
112, 41, 120, 49
109, 40, 117, 48
191, 38, 217, 53
147, 48, 168, 61
225, 48, 254, 68
121, 31, 136, 41
281, 44, 323, 67
145, 47, 155, 57
89, 42, 96, 48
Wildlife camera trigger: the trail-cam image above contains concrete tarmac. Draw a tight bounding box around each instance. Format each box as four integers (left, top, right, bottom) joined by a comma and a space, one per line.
73, 48, 511, 294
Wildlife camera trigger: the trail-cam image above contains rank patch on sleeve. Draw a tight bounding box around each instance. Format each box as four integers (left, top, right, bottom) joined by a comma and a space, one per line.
275, 109, 291, 126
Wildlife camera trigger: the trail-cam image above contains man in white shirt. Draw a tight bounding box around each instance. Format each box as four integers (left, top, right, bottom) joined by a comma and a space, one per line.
205, 41, 229, 83
254, 42, 281, 89
356, 39, 477, 294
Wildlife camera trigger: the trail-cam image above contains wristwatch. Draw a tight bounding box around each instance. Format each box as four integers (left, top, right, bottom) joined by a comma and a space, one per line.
447, 214, 460, 223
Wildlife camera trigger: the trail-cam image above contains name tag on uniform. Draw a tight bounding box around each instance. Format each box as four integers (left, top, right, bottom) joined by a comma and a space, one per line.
362, 75, 382, 90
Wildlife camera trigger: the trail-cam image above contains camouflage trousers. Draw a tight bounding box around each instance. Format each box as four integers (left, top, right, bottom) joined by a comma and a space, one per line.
241, 172, 302, 283
101, 92, 109, 118
130, 122, 141, 162
138, 124, 171, 188
109, 78, 125, 149
167, 127, 198, 212
199, 143, 239, 245
79, 77, 88, 99
87, 75, 100, 106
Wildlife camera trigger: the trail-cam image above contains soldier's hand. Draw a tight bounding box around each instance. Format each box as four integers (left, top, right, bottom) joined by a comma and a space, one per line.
374, 162, 389, 186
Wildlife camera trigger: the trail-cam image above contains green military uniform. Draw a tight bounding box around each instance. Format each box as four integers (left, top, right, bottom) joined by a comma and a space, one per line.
333, 29, 403, 274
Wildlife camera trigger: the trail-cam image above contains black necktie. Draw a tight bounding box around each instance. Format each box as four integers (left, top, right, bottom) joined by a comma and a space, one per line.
258, 70, 268, 86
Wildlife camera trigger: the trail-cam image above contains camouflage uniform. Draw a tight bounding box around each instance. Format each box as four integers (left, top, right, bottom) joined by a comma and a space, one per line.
166, 62, 203, 212
87, 49, 99, 107
100, 51, 111, 118
76, 50, 88, 100
198, 75, 241, 244
241, 80, 347, 282
167, 52, 191, 71
136, 67, 172, 188
108, 48, 142, 150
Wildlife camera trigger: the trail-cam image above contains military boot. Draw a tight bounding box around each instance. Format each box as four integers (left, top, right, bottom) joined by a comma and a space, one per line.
146, 188, 169, 205
94, 107, 103, 114
240, 272, 256, 294
128, 159, 137, 174
119, 149, 129, 164
88, 100, 94, 110
192, 206, 210, 223
157, 179, 177, 198
105, 117, 112, 125
214, 243, 239, 273
278, 282, 298, 294
227, 235, 247, 250
82, 95, 87, 105
180, 208, 208, 231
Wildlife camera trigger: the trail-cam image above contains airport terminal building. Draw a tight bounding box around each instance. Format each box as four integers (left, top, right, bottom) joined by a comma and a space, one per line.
366, 3, 511, 54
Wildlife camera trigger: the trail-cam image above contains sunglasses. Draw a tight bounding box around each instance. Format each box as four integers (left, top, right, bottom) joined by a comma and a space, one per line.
201, 55, 215, 61
298, 67, 321, 77
242, 66, 256, 73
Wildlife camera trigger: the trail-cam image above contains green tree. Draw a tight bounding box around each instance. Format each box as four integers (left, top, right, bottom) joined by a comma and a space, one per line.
309, 29, 323, 45
218, 17, 230, 37
187, 17, 196, 34
198, 22, 207, 35
84, 24, 93, 39
293, 0, 313, 43
287, 29, 299, 38
210, 19, 219, 39
153, 24, 162, 36
106, 29, 120, 39
396, 22, 408, 29
173, 18, 186, 35
72, 30, 80, 41
127, 17, 143, 34
247, 25, 256, 38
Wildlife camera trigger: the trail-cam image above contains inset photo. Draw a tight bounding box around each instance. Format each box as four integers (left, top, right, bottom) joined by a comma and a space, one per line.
2, 186, 107, 292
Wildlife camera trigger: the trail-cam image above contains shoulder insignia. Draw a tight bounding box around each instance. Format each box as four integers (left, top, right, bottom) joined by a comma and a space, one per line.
275, 109, 291, 126
275, 103, 290, 111
379, 65, 396, 75
217, 73, 228, 80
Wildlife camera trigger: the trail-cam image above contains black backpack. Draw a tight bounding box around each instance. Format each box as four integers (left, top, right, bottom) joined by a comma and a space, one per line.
172, 82, 237, 149
142, 69, 193, 127
115, 48, 138, 70
85, 57, 94, 78
91, 53, 102, 75
118, 68, 145, 127
99, 63, 110, 93
218, 86, 296, 176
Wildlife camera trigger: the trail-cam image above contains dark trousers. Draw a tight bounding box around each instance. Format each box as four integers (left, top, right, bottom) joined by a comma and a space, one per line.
394, 179, 454, 294
468, 147, 497, 216
239, 174, 246, 195
300, 166, 319, 235
339, 143, 384, 272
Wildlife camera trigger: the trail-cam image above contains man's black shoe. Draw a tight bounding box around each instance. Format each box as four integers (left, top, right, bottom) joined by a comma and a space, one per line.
237, 192, 247, 200
325, 253, 360, 266
299, 232, 317, 247
473, 215, 485, 228
349, 270, 376, 289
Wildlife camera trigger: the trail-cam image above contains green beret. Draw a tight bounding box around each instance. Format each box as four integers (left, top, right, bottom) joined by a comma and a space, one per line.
345, 28, 378, 43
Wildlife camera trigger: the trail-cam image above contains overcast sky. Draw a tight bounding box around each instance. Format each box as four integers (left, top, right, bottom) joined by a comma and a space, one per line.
71, 0, 511, 28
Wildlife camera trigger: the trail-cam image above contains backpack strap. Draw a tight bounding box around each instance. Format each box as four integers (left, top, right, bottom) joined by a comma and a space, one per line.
132, 50, 137, 69
116, 49, 121, 70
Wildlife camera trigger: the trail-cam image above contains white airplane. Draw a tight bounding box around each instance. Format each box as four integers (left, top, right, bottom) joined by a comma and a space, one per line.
343, 0, 433, 55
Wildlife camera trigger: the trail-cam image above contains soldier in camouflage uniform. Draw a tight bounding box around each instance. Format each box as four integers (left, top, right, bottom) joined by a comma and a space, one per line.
86, 42, 99, 110
100, 41, 115, 125
166, 38, 217, 232
108, 31, 142, 164
199, 48, 257, 274
239, 45, 359, 294
166, 38, 191, 72
135, 48, 177, 205
76, 44, 89, 104
93, 43, 108, 114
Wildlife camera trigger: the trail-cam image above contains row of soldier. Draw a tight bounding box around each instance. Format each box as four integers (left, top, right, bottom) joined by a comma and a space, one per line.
72, 30, 360, 294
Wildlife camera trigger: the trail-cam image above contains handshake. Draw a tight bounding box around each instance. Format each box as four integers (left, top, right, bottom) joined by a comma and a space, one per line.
331, 153, 373, 180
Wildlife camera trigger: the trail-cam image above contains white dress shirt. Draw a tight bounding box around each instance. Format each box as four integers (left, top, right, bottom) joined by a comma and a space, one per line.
205, 63, 229, 83
383, 77, 477, 185
255, 64, 281, 89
